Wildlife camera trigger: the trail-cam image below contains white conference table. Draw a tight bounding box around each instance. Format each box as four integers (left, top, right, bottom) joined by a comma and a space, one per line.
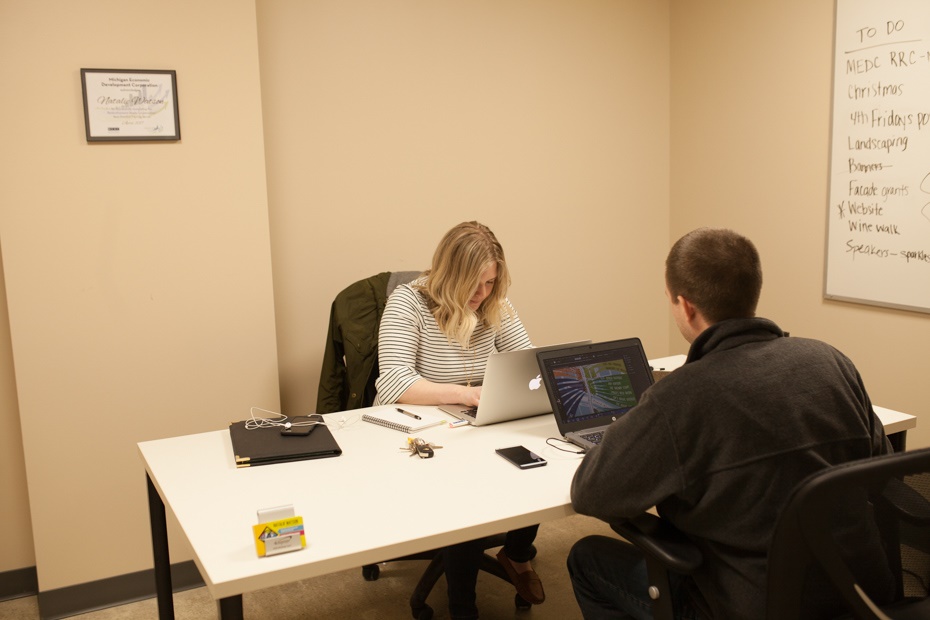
140, 406, 579, 619
140, 358, 917, 620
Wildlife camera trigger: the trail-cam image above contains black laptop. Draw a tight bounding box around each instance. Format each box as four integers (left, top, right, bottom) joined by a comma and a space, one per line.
228, 415, 342, 467
536, 338, 655, 451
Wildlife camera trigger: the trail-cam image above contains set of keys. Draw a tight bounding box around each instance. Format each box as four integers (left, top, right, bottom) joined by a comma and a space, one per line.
401, 437, 443, 459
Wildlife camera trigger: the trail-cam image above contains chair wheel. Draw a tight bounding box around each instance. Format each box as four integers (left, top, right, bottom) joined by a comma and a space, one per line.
362, 564, 380, 581
411, 603, 433, 619
515, 593, 532, 609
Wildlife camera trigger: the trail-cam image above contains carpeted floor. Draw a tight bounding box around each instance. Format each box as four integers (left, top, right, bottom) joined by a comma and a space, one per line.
1, 514, 615, 620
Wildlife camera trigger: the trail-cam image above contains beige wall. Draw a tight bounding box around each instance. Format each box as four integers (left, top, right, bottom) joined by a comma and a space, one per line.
669, 0, 928, 448
258, 0, 672, 416
1, 0, 926, 605
0, 252, 34, 572
0, 0, 279, 590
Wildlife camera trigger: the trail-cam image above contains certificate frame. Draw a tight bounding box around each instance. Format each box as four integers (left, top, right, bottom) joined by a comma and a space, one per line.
80, 69, 180, 142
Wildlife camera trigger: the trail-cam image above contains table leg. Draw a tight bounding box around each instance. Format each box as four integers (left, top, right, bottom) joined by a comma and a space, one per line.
147, 473, 175, 620
218, 595, 244, 619
889, 430, 907, 453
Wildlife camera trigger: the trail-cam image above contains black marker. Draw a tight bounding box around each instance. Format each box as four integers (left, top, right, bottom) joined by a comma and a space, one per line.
397, 408, 422, 420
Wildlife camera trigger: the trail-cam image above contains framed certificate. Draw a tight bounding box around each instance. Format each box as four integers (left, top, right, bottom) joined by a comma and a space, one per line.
80, 69, 180, 142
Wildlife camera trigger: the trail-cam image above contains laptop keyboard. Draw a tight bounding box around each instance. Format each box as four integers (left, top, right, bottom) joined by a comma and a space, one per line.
578, 430, 604, 444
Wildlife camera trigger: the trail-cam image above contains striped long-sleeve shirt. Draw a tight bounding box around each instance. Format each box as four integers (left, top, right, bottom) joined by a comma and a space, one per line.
374, 279, 532, 405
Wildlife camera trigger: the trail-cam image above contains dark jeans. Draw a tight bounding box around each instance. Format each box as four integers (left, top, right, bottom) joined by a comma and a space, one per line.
445, 524, 539, 619
567, 535, 700, 620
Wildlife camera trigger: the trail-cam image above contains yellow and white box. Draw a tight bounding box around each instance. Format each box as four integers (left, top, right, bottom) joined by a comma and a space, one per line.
252, 516, 306, 557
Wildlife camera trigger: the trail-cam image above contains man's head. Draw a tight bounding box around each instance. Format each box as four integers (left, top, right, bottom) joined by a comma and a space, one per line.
665, 228, 762, 341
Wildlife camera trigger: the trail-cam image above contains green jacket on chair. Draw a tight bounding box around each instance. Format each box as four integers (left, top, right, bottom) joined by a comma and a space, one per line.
317, 270, 420, 413
317, 271, 392, 413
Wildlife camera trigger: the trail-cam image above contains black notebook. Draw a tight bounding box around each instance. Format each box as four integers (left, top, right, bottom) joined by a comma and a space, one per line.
228, 417, 342, 468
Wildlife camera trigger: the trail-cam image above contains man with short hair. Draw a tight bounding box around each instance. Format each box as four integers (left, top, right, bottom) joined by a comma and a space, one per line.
567, 228, 892, 619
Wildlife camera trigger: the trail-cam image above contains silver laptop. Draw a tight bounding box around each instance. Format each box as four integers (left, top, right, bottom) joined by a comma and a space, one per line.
536, 338, 655, 450
439, 341, 590, 426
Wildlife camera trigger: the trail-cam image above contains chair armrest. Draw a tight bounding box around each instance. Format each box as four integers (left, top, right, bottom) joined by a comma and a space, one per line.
611, 513, 703, 575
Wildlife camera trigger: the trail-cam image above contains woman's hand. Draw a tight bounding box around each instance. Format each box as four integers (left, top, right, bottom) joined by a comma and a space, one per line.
459, 385, 482, 408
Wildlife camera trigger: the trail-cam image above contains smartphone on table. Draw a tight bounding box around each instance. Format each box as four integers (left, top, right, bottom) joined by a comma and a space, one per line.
495, 445, 547, 469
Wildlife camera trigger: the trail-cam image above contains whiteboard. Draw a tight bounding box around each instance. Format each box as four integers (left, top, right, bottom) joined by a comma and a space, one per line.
825, 0, 930, 314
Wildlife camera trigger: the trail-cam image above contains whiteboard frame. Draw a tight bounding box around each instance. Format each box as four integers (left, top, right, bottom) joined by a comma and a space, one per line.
822, 0, 930, 316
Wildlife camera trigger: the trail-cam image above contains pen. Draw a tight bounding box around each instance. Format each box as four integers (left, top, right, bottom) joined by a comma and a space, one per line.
397, 408, 422, 420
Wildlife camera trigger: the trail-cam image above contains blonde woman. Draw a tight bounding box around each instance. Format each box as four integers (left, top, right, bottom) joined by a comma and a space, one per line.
375, 221, 545, 619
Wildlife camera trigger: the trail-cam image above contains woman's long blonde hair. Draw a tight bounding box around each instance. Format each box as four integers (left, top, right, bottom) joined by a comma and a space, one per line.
417, 221, 513, 347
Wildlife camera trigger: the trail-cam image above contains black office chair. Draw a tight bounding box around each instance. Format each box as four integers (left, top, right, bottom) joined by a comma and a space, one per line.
363, 537, 531, 619
317, 271, 529, 619
611, 447, 930, 620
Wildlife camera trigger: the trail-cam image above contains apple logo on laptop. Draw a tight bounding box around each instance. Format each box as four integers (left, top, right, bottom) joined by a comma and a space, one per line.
528, 374, 542, 391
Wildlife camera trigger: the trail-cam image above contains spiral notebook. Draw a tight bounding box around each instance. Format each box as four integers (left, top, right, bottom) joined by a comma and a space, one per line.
362, 407, 445, 434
